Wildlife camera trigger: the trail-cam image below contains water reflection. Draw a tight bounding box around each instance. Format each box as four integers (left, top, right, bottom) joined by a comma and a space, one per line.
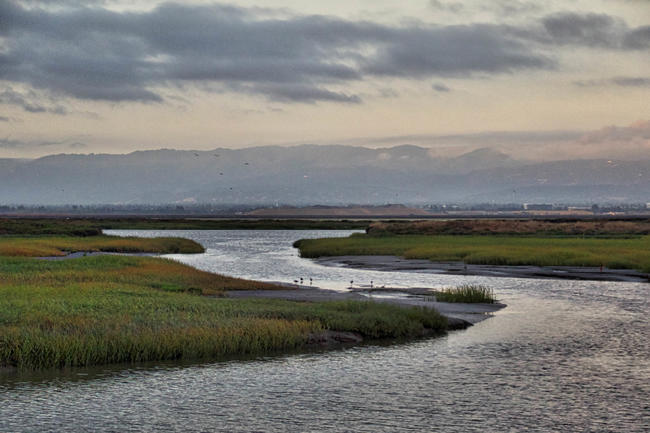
0, 230, 647, 432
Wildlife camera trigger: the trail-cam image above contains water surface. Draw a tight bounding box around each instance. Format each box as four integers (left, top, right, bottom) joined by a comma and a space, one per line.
1, 230, 647, 432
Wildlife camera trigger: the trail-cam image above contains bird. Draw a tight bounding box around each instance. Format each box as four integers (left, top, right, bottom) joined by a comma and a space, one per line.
193, 152, 199, 157
244, 162, 249, 166
213, 154, 220, 157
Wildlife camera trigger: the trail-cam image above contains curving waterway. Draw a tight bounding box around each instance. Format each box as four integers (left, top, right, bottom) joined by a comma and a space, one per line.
1, 230, 648, 432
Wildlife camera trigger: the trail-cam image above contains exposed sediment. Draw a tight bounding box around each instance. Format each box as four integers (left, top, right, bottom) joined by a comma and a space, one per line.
227, 286, 502, 327
315, 255, 650, 283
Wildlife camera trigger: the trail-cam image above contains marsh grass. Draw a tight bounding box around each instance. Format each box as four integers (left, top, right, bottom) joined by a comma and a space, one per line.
0, 218, 370, 236
0, 235, 204, 257
0, 255, 447, 369
367, 219, 650, 236
433, 285, 495, 303
296, 234, 650, 273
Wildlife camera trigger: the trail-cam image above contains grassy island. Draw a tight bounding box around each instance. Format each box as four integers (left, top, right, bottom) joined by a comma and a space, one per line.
0, 223, 447, 370
0, 235, 205, 257
433, 285, 496, 303
295, 220, 650, 274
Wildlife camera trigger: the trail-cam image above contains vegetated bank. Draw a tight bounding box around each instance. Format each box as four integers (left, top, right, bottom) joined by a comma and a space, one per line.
295, 220, 650, 274
0, 232, 448, 370
0, 235, 205, 257
366, 219, 650, 237
0, 218, 370, 236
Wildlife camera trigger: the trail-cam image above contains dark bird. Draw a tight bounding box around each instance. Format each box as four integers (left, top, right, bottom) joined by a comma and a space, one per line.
213, 154, 220, 157
193, 152, 199, 157
244, 162, 249, 166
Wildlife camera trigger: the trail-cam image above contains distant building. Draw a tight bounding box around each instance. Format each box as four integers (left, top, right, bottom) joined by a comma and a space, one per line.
523, 203, 553, 211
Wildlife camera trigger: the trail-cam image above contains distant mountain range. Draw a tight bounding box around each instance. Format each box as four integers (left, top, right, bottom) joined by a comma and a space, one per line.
0, 145, 648, 205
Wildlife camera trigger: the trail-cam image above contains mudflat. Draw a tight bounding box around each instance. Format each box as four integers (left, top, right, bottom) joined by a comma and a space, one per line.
315, 255, 650, 283
227, 285, 505, 327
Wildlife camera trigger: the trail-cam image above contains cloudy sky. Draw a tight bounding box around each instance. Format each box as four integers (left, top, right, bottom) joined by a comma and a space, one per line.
0, 0, 648, 158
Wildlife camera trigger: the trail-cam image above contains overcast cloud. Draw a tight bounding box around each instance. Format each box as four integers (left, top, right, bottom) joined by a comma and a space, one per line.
1, 0, 647, 105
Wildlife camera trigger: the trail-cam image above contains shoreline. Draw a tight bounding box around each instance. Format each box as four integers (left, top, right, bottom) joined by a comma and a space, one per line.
314, 255, 650, 283
227, 286, 504, 328
36, 251, 159, 260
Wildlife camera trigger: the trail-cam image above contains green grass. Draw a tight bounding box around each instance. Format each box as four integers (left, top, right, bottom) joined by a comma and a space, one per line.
0, 235, 205, 257
433, 285, 495, 303
0, 255, 447, 370
295, 233, 650, 273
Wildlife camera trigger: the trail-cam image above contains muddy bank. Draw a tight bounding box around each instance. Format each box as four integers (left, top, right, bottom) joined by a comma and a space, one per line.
37, 251, 158, 260
227, 286, 503, 327
315, 255, 650, 283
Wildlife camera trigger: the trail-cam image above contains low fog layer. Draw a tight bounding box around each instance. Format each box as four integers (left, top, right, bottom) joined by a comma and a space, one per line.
1, 143, 648, 205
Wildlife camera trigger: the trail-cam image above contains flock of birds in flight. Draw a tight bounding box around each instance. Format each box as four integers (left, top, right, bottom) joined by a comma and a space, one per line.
194, 152, 249, 191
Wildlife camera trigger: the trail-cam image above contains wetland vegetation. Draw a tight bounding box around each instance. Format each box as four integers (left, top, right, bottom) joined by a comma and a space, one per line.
0, 235, 205, 257
296, 231, 650, 273
0, 218, 370, 236
0, 221, 448, 370
433, 284, 496, 304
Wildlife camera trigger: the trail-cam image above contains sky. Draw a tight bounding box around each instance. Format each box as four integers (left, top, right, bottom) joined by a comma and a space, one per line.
0, 0, 648, 158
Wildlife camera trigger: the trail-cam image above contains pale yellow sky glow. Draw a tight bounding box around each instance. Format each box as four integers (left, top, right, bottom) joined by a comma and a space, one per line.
0, 0, 648, 158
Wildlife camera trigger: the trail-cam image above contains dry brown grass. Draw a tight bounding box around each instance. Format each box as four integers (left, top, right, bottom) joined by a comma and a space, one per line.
367, 219, 650, 236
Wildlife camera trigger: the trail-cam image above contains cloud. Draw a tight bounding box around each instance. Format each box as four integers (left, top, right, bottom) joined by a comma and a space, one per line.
432, 83, 451, 92
428, 0, 464, 14
0, 136, 87, 149
555, 120, 650, 160
0, 1, 645, 106
574, 76, 650, 87
612, 77, 650, 87
534, 12, 649, 49
578, 120, 650, 144
623, 25, 650, 49
0, 137, 27, 148
0, 0, 556, 105
0, 88, 68, 114
429, 0, 541, 16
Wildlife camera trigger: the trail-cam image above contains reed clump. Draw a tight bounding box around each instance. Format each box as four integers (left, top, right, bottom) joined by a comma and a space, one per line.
433, 284, 495, 303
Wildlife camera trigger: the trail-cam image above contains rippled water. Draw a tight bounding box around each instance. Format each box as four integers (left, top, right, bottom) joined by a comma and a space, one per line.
1, 230, 648, 432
